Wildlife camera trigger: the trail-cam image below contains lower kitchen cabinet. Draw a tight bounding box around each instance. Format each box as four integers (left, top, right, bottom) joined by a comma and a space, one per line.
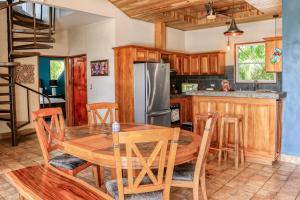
192, 96, 282, 165
170, 97, 192, 125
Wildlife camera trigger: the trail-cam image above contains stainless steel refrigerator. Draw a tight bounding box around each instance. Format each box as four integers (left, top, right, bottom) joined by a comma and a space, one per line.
134, 62, 171, 127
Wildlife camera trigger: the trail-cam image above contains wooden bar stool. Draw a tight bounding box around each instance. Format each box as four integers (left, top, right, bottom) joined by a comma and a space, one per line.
193, 112, 219, 151
218, 114, 245, 169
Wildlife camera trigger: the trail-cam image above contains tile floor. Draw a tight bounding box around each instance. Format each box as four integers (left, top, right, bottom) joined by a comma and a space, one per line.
0, 135, 300, 200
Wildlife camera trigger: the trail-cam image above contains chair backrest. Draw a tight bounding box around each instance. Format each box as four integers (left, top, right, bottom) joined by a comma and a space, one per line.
194, 113, 218, 177
112, 128, 180, 200
32, 107, 65, 165
86, 102, 119, 126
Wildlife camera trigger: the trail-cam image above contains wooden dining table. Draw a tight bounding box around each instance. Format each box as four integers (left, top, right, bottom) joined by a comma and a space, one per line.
62, 123, 201, 185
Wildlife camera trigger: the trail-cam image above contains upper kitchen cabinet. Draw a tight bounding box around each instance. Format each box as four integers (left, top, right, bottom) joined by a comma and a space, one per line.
134, 47, 160, 62
192, 51, 226, 75
173, 53, 190, 75
264, 36, 282, 72
190, 55, 200, 75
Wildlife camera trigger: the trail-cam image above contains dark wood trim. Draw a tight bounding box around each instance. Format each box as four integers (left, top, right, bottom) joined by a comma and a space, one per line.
39, 55, 67, 59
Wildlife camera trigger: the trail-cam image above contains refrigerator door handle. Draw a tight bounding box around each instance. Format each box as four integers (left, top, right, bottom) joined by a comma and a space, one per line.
146, 68, 151, 109
147, 110, 171, 117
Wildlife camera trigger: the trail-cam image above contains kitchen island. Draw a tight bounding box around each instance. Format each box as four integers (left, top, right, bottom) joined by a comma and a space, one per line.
185, 90, 284, 165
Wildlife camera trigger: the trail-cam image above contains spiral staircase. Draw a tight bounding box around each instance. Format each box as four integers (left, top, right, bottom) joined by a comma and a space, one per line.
0, 0, 54, 146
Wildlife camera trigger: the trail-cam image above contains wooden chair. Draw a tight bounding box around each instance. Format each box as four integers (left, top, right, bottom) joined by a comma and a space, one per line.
6, 165, 113, 200
171, 113, 218, 200
32, 107, 92, 175
86, 102, 119, 187
86, 102, 119, 125
105, 128, 180, 200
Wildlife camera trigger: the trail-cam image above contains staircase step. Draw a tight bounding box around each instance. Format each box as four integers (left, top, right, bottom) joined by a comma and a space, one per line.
13, 43, 53, 50
0, 109, 11, 113
0, 114, 10, 121
12, 8, 45, 24
13, 37, 55, 43
0, 62, 19, 68
10, 51, 40, 59
7, 121, 30, 129
0, 101, 11, 105
0, 93, 11, 96
0, 83, 12, 87
13, 20, 50, 30
0, 73, 12, 78
12, 29, 55, 36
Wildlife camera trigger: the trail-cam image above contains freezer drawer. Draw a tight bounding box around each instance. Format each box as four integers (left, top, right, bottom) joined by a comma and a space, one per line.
146, 110, 171, 127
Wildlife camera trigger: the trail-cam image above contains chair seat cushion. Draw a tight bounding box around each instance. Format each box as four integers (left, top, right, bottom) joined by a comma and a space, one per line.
172, 163, 195, 181
48, 153, 88, 170
105, 178, 163, 200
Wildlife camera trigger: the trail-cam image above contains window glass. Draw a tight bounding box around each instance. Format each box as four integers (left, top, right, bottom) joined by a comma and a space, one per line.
235, 43, 276, 83
50, 60, 65, 80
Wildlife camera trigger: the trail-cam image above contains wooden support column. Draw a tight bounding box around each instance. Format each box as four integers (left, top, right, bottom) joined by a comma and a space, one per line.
155, 22, 166, 50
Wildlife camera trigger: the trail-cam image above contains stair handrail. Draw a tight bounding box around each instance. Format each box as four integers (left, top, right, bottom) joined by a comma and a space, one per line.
0, 76, 52, 105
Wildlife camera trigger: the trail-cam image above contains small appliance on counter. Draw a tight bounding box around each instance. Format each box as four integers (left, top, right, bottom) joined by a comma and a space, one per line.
181, 83, 198, 93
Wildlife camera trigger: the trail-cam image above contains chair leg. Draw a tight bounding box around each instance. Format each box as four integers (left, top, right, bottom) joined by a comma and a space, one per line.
200, 173, 208, 200
93, 165, 104, 187
234, 121, 239, 169
239, 120, 245, 166
224, 123, 229, 161
193, 181, 200, 200
218, 118, 224, 167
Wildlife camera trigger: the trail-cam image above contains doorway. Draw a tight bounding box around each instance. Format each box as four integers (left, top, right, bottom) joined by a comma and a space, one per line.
66, 55, 87, 126
39, 56, 66, 116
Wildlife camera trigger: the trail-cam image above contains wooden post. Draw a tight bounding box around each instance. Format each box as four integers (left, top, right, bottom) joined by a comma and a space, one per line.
155, 22, 166, 50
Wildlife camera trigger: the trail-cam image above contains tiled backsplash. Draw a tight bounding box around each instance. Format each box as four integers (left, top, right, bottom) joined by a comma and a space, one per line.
171, 66, 282, 93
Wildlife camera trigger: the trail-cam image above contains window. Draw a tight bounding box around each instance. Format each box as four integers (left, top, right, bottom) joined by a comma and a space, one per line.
50, 60, 65, 80
235, 42, 276, 83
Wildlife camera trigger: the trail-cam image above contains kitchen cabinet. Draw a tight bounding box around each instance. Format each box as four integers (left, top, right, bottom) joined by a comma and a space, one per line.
182, 55, 190, 75
200, 55, 209, 74
264, 36, 282, 72
134, 48, 160, 62
190, 55, 200, 75
170, 97, 192, 124
174, 55, 183, 74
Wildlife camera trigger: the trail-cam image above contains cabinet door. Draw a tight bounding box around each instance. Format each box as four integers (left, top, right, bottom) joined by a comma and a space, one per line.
200, 55, 209, 74
190, 55, 200, 75
217, 53, 226, 75
174, 55, 182, 75
182, 55, 190, 75
148, 50, 160, 62
209, 54, 218, 74
135, 48, 148, 61
265, 39, 282, 72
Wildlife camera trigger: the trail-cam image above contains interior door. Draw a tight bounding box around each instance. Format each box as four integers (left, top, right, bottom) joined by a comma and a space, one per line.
72, 56, 87, 126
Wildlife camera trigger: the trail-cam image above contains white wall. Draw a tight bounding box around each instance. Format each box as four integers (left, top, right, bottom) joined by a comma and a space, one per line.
185, 18, 283, 65
166, 27, 185, 51
68, 19, 116, 103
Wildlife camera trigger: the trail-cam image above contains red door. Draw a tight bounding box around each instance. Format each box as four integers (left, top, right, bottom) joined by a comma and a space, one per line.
72, 56, 87, 125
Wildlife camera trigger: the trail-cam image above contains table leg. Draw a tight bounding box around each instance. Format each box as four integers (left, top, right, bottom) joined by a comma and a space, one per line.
93, 165, 104, 187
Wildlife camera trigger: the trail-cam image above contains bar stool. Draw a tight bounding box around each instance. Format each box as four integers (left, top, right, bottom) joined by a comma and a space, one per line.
193, 112, 219, 151
218, 114, 245, 169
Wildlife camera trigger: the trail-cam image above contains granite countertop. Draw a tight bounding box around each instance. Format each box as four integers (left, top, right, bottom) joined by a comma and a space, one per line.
183, 90, 286, 99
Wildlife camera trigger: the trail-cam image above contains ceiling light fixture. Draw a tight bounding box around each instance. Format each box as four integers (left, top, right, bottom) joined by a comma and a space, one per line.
224, 0, 243, 36
226, 37, 231, 51
206, 1, 216, 20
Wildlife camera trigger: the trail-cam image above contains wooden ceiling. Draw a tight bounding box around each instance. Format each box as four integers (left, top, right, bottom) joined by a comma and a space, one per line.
108, 0, 282, 31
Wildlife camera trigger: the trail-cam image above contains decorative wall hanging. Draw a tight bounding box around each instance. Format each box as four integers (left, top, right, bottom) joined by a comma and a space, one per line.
271, 47, 282, 64
15, 64, 35, 84
91, 59, 109, 76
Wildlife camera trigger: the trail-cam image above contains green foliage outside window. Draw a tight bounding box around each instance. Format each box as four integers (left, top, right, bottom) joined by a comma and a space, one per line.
236, 43, 276, 82
50, 60, 65, 80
